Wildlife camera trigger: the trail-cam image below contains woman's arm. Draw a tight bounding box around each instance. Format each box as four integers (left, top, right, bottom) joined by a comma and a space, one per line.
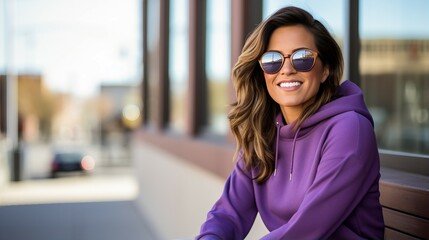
196, 156, 258, 240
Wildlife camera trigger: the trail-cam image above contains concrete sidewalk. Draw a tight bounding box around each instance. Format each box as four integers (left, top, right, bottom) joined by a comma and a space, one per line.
0, 168, 160, 240
0, 169, 138, 206
0, 200, 159, 240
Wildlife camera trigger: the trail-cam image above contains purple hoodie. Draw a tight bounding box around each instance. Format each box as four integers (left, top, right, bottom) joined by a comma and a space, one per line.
197, 81, 384, 240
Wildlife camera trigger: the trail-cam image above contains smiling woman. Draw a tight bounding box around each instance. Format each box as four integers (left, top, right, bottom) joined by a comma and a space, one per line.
197, 6, 384, 239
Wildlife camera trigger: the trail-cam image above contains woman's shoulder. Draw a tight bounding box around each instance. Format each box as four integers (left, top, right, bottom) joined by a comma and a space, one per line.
319, 111, 378, 154
321, 110, 375, 137
328, 110, 373, 126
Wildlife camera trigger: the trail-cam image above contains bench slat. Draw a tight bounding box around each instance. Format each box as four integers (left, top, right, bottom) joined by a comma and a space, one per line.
382, 208, 429, 239
385, 227, 421, 240
380, 169, 429, 219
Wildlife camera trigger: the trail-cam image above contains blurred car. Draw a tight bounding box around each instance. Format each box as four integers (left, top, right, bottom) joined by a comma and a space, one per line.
50, 151, 95, 178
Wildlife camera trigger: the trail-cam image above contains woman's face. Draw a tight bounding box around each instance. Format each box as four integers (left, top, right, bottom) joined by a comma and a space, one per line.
263, 25, 329, 124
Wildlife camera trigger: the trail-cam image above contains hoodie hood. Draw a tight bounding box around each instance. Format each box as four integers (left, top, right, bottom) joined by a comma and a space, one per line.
276, 80, 374, 139
273, 80, 373, 179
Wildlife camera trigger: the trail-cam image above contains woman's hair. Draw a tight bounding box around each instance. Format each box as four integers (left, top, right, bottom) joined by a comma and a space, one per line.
229, 6, 344, 183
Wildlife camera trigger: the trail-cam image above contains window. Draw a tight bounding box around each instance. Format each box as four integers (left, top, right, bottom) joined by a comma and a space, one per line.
0, 0, 141, 180
0, 0, 5, 73
147, 0, 161, 127
360, 0, 429, 155
204, 0, 230, 136
263, 0, 345, 49
7, 0, 141, 143
168, 0, 189, 133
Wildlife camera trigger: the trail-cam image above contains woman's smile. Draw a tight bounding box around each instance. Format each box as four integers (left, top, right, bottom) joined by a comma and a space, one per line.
277, 81, 302, 89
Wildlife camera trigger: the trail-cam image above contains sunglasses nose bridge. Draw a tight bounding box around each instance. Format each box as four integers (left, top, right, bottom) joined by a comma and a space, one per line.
280, 54, 296, 73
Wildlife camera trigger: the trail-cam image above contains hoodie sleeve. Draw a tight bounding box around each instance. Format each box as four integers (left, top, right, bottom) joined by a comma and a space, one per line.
261, 112, 382, 240
196, 154, 258, 240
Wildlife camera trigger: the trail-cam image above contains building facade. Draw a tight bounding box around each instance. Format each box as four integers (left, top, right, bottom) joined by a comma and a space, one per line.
0, 0, 427, 239
134, 0, 429, 239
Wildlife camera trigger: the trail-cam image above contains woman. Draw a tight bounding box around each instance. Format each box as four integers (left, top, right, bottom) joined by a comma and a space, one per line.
197, 6, 384, 240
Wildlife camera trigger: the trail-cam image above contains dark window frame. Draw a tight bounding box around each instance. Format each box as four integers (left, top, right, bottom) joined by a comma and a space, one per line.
139, 0, 262, 178
139, 0, 429, 179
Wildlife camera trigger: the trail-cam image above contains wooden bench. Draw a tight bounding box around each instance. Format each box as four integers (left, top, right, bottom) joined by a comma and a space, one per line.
380, 168, 429, 239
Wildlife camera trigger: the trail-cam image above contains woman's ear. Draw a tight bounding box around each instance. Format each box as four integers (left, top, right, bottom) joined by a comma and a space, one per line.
321, 65, 329, 83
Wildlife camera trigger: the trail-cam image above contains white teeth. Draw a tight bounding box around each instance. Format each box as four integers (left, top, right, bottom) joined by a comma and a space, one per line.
279, 82, 301, 88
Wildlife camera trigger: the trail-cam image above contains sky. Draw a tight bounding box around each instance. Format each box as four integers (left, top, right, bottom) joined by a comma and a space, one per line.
264, 0, 429, 39
1, 0, 428, 98
1, 0, 141, 97
359, 0, 429, 38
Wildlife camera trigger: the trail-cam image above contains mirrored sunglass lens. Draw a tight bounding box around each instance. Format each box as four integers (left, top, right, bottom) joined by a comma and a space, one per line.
261, 52, 283, 74
292, 49, 315, 71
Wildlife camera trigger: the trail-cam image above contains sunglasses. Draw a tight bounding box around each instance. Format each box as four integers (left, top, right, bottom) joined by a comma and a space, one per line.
259, 48, 319, 74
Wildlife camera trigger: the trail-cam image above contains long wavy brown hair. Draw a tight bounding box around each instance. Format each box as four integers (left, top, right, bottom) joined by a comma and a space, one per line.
229, 6, 344, 183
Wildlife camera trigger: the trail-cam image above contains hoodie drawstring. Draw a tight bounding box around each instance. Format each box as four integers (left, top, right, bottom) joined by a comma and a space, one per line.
290, 128, 300, 181
273, 121, 300, 181
274, 122, 280, 176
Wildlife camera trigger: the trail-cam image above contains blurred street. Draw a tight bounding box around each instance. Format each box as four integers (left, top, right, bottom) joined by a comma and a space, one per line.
0, 200, 157, 240
0, 167, 138, 206
0, 143, 159, 240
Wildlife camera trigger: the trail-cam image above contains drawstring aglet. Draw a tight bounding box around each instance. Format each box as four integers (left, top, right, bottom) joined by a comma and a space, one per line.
289, 173, 292, 181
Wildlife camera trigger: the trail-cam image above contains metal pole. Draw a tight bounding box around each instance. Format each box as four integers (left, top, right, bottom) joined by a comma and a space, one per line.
5, 0, 20, 181
343, 0, 360, 85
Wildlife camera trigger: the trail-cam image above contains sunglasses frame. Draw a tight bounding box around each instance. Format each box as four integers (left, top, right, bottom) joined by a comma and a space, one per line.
259, 48, 319, 74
